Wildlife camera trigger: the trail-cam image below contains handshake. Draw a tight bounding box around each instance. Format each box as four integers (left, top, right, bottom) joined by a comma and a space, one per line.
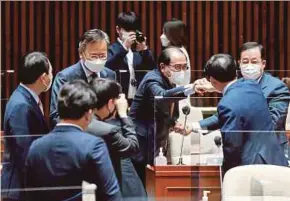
173, 122, 203, 136
193, 78, 217, 95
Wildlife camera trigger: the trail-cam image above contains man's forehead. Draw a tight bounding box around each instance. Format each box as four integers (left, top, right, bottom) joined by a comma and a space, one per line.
86, 41, 107, 52
241, 47, 261, 59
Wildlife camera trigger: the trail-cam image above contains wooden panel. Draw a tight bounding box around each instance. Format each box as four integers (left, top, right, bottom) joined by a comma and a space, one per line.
146, 165, 221, 201
1, 1, 289, 126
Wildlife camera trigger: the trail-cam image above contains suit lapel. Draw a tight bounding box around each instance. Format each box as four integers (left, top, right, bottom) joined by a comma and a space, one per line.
76, 61, 89, 82
258, 73, 268, 91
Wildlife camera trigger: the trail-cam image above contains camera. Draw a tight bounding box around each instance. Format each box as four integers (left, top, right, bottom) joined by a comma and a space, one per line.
135, 30, 145, 43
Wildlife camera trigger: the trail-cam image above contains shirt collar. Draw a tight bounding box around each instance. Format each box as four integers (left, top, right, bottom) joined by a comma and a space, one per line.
56, 123, 83, 131
257, 73, 264, 83
223, 80, 237, 95
20, 83, 40, 104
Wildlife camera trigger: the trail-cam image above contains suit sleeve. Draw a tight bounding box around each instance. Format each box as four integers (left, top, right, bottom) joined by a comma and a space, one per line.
110, 117, 139, 156
199, 113, 220, 131
146, 80, 192, 97
49, 73, 67, 128
106, 45, 128, 71
138, 49, 156, 70
267, 83, 290, 130
9, 104, 42, 173
86, 139, 122, 201
218, 104, 243, 167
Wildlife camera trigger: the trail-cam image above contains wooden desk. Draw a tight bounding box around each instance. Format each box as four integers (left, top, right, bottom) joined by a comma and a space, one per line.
146, 165, 221, 201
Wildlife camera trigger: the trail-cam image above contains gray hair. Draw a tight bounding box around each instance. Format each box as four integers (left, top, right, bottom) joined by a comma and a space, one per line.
78, 29, 110, 54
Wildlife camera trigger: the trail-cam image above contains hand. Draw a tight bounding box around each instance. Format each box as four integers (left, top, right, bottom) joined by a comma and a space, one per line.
193, 78, 216, 94
136, 37, 148, 51
123, 32, 136, 49
115, 93, 128, 118
174, 122, 192, 136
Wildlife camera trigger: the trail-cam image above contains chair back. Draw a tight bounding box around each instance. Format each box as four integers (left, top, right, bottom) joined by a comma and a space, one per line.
222, 165, 290, 201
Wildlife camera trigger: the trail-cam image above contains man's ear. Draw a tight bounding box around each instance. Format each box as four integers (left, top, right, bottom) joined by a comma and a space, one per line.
116, 26, 120, 34
261, 60, 266, 70
85, 109, 93, 122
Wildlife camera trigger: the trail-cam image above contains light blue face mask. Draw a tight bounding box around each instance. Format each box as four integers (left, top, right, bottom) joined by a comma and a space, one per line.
240, 64, 262, 80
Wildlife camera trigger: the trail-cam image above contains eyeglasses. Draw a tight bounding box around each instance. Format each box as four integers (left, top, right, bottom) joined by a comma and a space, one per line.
167, 64, 188, 72
85, 53, 107, 61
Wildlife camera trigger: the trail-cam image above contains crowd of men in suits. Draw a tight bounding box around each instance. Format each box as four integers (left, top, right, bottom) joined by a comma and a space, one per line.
2, 11, 290, 201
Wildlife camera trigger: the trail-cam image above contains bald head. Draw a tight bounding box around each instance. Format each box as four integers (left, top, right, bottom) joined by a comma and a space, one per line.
158, 47, 186, 69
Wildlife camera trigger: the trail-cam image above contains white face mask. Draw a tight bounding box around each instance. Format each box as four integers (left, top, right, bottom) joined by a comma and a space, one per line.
168, 70, 187, 86
240, 64, 262, 80
160, 34, 170, 47
84, 59, 106, 73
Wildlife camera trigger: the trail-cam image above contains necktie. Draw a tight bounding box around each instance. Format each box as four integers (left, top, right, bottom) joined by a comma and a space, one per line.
91, 73, 98, 80
38, 100, 44, 115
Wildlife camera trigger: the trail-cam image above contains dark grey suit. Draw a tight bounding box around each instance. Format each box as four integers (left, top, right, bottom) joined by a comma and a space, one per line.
87, 117, 146, 200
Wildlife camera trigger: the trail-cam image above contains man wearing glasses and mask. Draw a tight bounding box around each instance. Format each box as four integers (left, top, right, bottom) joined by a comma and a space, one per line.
129, 47, 200, 184
50, 29, 116, 128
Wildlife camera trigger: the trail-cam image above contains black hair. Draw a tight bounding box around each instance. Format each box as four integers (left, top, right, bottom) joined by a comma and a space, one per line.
163, 18, 187, 47
239, 42, 265, 59
117, 11, 140, 31
204, 54, 237, 82
19, 51, 50, 84
58, 80, 97, 119
90, 78, 122, 109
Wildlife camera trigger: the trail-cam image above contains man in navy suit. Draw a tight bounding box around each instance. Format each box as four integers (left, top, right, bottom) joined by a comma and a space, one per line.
183, 54, 288, 172
1, 52, 52, 201
194, 42, 290, 158
129, 47, 198, 184
106, 11, 155, 101
25, 80, 122, 201
50, 29, 116, 128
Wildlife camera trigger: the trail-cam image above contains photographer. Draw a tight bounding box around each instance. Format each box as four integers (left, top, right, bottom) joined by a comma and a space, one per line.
106, 11, 156, 102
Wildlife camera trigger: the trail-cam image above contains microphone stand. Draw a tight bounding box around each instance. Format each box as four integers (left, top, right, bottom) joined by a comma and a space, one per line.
177, 114, 188, 165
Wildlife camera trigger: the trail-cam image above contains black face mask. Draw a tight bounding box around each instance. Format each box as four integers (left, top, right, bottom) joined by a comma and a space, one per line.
103, 105, 116, 121
95, 104, 116, 121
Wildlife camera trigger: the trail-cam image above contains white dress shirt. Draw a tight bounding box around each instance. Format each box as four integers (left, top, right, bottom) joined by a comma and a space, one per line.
57, 123, 83, 131
118, 38, 137, 99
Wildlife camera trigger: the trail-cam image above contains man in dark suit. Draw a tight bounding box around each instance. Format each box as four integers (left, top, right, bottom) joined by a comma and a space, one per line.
1, 52, 52, 201
88, 78, 146, 200
129, 47, 198, 184
25, 80, 122, 201
50, 29, 116, 128
194, 42, 290, 158
106, 11, 155, 101
184, 54, 288, 173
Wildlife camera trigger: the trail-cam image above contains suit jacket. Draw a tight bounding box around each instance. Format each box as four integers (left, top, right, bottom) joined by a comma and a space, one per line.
129, 69, 190, 164
1, 85, 49, 200
200, 73, 290, 145
86, 117, 139, 185
25, 125, 122, 201
106, 41, 156, 98
50, 62, 116, 128
218, 79, 288, 172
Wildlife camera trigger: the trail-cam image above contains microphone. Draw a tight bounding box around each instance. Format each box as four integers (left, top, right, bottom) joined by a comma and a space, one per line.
177, 105, 191, 165
214, 136, 222, 148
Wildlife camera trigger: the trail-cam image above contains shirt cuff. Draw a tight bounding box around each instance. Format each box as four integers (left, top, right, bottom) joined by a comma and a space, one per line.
184, 84, 195, 96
